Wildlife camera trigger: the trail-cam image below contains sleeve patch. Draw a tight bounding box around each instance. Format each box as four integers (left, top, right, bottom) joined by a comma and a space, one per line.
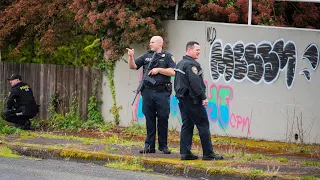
171, 56, 175, 63
191, 66, 198, 74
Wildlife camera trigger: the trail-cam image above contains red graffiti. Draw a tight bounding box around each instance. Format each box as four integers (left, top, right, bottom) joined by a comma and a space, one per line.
230, 113, 251, 135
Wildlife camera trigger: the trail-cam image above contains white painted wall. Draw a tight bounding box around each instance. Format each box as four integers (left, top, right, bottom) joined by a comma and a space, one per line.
101, 20, 320, 144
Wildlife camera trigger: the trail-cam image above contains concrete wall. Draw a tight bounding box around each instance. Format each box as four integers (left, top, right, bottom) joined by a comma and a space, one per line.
101, 20, 320, 144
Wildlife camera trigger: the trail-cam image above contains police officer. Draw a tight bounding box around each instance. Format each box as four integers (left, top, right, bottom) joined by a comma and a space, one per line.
174, 41, 223, 160
1, 74, 39, 130
127, 36, 176, 154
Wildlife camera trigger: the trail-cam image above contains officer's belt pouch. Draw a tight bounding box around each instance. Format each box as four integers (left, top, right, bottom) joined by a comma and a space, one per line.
165, 83, 172, 94
145, 84, 166, 92
157, 85, 166, 92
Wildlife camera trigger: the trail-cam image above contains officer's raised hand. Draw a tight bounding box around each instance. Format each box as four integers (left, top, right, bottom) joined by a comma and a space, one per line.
127, 48, 138, 69
126, 48, 134, 56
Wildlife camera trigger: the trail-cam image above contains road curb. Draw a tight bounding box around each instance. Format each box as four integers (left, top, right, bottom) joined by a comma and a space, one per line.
7, 143, 280, 180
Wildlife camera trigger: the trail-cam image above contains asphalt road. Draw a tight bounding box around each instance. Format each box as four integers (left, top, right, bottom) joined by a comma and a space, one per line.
0, 157, 191, 180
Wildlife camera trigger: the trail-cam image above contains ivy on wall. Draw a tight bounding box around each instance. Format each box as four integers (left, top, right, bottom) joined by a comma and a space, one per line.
95, 60, 122, 125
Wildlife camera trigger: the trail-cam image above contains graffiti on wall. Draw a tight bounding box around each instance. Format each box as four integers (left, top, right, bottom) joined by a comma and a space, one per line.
133, 74, 251, 135
206, 26, 217, 45
204, 80, 251, 135
133, 28, 320, 136
209, 39, 319, 89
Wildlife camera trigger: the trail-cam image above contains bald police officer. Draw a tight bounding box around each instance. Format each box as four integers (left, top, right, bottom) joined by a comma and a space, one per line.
174, 41, 223, 160
127, 36, 176, 154
1, 74, 39, 130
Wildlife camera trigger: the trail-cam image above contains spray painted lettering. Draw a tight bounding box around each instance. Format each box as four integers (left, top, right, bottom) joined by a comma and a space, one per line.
206, 26, 217, 45
209, 39, 319, 89
133, 75, 251, 135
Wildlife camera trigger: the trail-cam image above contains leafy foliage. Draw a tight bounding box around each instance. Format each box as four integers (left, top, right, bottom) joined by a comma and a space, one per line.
1, 0, 319, 64
274, 2, 320, 29
0, 0, 83, 56
1, 35, 102, 66
0, 0, 103, 66
54, 94, 83, 131
71, 0, 176, 61
0, 125, 23, 135
84, 76, 105, 128
180, 0, 320, 28
0, 0, 14, 11
42, 89, 110, 131
123, 122, 146, 135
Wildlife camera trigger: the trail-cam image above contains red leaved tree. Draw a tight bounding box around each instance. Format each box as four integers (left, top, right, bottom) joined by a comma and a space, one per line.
0, 0, 82, 57
71, 0, 176, 61
274, 2, 320, 29
181, 0, 282, 25
180, 0, 319, 28
0, 0, 14, 11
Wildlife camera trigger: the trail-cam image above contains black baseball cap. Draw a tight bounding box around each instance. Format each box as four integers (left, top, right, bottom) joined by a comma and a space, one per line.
7, 74, 22, 81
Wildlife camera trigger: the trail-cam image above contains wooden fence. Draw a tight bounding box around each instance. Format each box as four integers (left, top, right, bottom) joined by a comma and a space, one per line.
0, 62, 102, 120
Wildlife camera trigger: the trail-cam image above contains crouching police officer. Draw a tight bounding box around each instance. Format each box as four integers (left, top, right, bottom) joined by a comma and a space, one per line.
127, 36, 176, 154
174, 41, 223, 160
1, 74, 39, 130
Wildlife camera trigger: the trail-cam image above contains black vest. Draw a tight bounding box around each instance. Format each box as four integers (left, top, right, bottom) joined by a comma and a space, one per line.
142, 51, 171, 85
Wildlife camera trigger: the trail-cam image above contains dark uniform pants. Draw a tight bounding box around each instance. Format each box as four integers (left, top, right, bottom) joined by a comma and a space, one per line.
1, 109, 30, 125
178, 96, 214, 156
141, 88, 170, 150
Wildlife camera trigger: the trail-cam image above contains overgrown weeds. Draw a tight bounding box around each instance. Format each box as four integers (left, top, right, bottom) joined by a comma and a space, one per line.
300, 176, 318, 180
123, 122, 146, 135
0, 145, 21, 158
105, 156, 151, 172
32, 84, 110, 132
300, 161, 320, 167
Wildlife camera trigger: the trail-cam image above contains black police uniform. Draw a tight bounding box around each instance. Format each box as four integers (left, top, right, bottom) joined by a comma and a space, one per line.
135, 50, 176, 153
2, 82, 39, 127
174, 55, 223, 160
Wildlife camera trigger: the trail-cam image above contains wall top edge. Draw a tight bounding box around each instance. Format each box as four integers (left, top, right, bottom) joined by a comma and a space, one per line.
164, 20, 320, 33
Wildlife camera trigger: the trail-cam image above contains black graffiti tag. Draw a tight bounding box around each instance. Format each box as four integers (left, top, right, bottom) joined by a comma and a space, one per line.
206, 27, 217, 45
300, 68, 311, 82
303, 44, 319, 70
299, 44, 319, 82
233, 42, 247, 82
210, 41, 233, 82
209, 39, 311, 89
